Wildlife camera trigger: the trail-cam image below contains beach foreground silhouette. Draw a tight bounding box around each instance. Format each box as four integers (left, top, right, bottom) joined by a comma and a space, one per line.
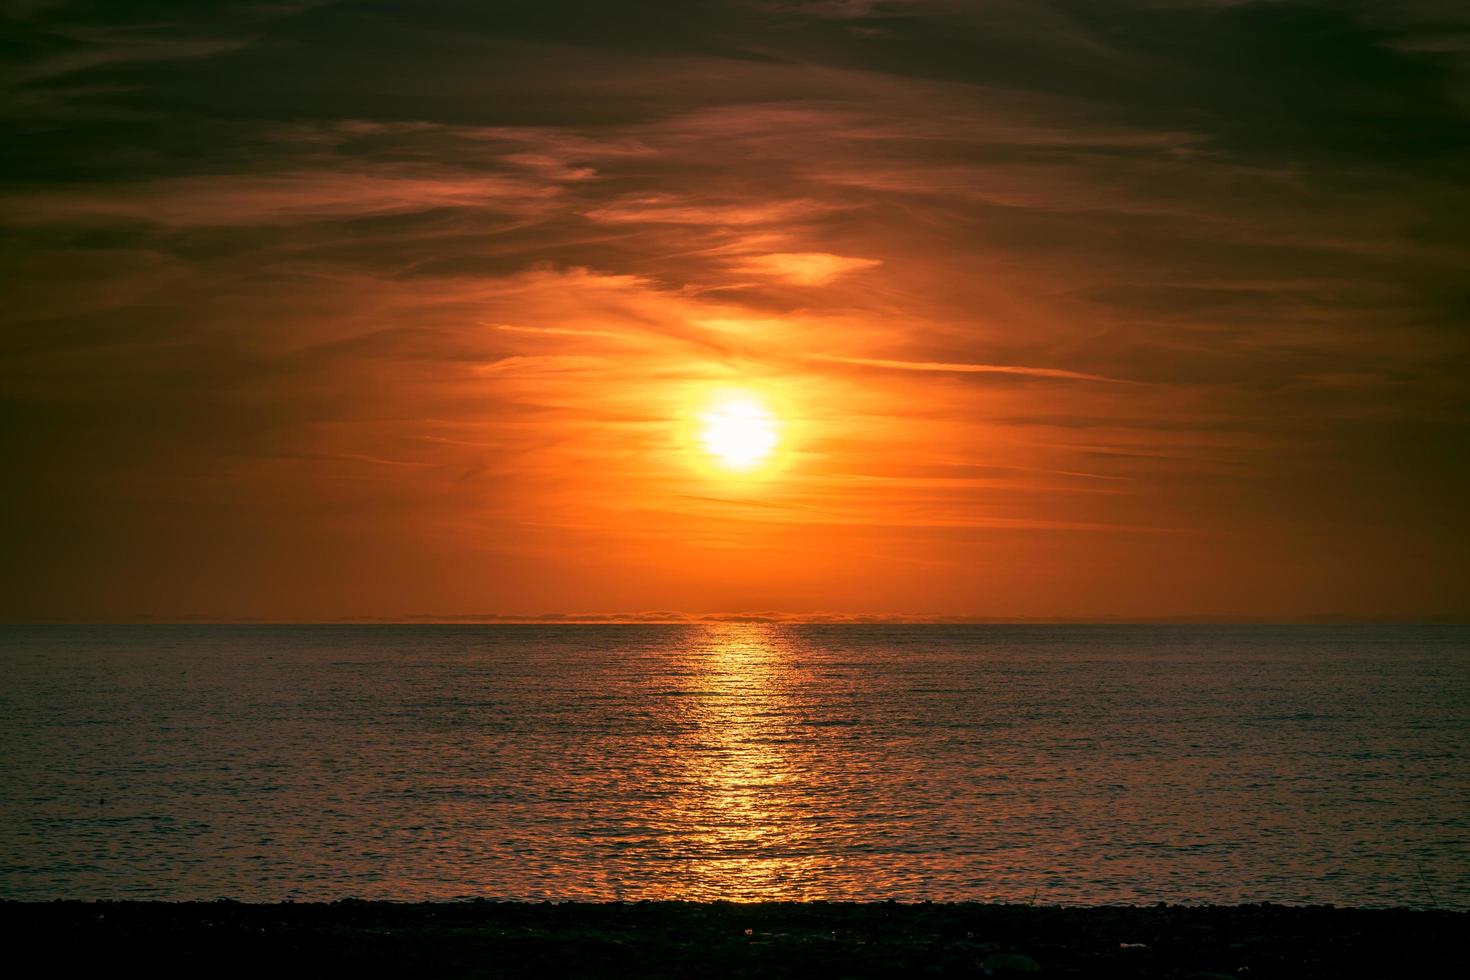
5, 901, 1464, 979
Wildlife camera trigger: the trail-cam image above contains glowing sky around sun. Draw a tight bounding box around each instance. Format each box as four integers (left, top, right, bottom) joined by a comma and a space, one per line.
1, 1, 1467, 621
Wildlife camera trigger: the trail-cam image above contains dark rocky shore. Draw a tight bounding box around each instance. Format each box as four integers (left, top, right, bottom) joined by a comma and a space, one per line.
3, 901, 1463, 978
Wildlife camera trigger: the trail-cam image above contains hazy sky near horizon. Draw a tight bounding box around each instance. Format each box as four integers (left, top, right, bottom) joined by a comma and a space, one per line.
3, 0, 1468, 620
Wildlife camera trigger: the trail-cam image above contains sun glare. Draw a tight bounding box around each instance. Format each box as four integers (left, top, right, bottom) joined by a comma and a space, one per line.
698, 393, 780, 472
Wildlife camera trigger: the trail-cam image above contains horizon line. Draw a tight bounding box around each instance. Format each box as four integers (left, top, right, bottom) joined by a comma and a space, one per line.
4, 614, 1468, 627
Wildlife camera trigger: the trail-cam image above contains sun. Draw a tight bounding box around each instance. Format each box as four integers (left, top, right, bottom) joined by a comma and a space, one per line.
698, 392, 780, 472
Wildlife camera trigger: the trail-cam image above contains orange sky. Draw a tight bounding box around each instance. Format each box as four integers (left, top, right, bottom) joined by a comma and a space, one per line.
2, 1, 1467, 621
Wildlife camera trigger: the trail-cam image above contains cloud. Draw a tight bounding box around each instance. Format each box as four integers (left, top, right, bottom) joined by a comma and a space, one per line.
583, 194, 834, 227
733, 252, 882, 285
817, 356, 1135, 383
2, 169, 561, 227
0, 1, 336, 104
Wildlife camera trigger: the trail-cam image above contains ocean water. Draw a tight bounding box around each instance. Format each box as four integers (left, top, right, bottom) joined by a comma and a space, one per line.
0, 624, 1466, 906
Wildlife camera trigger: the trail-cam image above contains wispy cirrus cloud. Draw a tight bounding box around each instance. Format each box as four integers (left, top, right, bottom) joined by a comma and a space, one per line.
817, 356, 1135, 384
733, 252, 882, 285
2, 168, 563, 226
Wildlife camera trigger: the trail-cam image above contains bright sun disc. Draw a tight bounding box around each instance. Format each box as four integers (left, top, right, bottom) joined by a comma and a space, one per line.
699, 394, 779, 471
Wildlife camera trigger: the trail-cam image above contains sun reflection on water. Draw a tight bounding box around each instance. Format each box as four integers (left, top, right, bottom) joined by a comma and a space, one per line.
651, 623, 832, 900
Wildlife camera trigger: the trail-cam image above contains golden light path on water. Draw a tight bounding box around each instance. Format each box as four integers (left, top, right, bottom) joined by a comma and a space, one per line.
653, 625, 821, 899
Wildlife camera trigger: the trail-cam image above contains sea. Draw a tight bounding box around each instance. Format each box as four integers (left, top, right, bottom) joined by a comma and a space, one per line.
1, 624, 1466, 906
